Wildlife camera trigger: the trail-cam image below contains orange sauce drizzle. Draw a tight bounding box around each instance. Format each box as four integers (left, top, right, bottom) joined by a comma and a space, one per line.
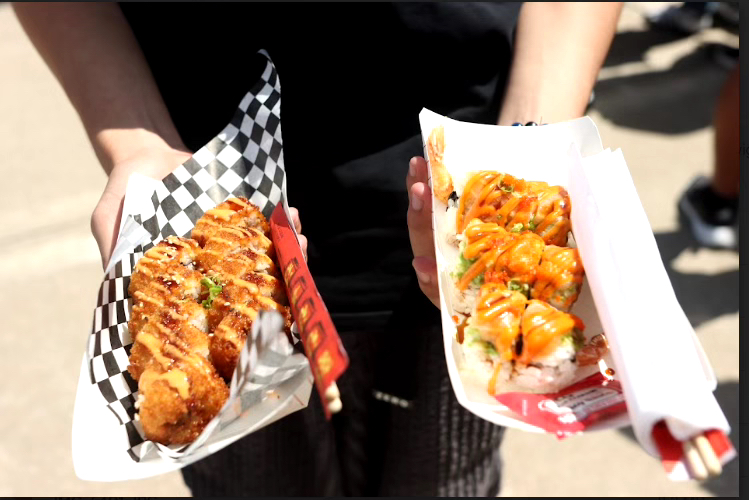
518, 301, 576, 364
457, 222, 543, 291
488, 362, 502, 396
456, 171, 571, 245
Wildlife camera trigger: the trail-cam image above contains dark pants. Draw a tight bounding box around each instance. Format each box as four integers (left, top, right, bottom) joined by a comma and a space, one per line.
182, 283, 505, 496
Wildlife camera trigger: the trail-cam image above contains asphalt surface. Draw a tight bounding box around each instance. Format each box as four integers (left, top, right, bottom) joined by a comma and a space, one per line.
0, 3, 738, 497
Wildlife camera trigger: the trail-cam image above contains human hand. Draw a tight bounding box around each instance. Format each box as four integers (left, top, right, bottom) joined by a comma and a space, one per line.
406, 156, 439, 309
91, 144, 192, 268
287, 207, 308, 261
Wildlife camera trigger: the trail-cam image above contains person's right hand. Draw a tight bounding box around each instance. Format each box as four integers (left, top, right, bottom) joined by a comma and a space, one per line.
91, 144, 192, 268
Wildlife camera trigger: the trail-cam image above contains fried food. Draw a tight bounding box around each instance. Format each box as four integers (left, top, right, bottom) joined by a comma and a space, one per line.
129, 237, 203, 301
196, 226, 278, 278
132, 322, 228, 445
205, 278, 292, 379
191, 198, 270, 246
126, 197, 290, 445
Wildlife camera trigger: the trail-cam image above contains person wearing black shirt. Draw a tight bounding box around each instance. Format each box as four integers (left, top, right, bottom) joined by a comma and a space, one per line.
15, 2, 622, 496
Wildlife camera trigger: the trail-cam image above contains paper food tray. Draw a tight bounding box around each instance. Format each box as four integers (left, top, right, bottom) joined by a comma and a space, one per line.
418, 108, 725, 443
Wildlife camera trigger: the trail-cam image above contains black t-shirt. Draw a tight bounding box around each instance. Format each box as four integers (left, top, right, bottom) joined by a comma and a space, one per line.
120, 2, 522, 315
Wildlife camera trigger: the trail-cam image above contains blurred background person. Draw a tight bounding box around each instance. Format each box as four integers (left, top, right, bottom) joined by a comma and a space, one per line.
647, 2, 739, 35
679, 62, 739, 249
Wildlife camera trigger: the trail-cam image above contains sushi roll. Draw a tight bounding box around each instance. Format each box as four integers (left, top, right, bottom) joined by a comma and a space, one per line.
128, 236, 203, 302
131, 321, 229, 445
204, 277, 292, 380
526, 185, 572, 247
454, 171, 572, 246
463, 289, 586, 395
456, 172, 523, 233
507, 299, 586, 392
461, 283, 527, 394
452, 220, 543, 313
531, 246, 585, 311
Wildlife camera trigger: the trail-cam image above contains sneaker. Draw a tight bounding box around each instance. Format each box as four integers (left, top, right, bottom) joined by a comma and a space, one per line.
679, 176, 739, 249
710, 44, 739, 70
715, 2, 740, 27
647, 5, 713, 35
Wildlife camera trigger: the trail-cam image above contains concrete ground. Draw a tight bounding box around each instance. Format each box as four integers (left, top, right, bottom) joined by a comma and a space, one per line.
0, 2, 738, 497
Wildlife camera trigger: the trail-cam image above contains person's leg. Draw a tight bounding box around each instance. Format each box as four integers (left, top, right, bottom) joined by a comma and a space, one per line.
712, 64, 740, 198
371, 320, 505, 497
679, 63, 739, 249
350, 282, 505, 497
180, 382, 344, 496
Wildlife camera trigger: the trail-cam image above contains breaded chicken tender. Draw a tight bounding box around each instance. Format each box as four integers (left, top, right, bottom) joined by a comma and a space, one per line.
133, 322, 228, 444
196, 228, 278, 278
128, 311, 211, 380
129, 237, 203, 300
208, 286, 292, 380
127, 198, 291, 445
191, 198, 270, 246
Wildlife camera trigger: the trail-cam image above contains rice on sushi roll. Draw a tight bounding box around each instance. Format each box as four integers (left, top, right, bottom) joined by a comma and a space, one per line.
462, 284, 586, 395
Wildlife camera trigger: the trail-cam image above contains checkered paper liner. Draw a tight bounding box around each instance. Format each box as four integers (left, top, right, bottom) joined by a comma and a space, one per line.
83, 50, 314, 466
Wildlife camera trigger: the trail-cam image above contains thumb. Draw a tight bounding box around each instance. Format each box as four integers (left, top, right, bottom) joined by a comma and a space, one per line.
91, 191, 125, 270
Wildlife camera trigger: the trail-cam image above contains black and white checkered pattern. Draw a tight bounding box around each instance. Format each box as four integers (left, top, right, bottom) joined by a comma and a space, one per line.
86, 50, 309, 463
137, 53, 285, 249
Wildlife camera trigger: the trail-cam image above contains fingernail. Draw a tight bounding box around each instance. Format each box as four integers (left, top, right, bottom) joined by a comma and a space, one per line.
408, 160, 416, 178
416, 270, 431, 284
411, 192, 423, 211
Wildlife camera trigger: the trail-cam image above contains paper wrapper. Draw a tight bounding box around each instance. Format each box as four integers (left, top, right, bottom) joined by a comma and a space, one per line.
72, 51, 348, 481
568, 147, 734, 478
419, 109, 734, 478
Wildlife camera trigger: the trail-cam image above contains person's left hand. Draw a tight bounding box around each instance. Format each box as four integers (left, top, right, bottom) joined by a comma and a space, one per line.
406, 156, 440, 309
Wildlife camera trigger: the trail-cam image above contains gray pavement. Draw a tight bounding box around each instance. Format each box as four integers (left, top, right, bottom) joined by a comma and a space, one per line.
0, 3, 738, 497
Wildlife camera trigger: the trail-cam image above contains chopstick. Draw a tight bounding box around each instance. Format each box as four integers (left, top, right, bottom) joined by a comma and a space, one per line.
687, 434, 723, 478
324, 382, 342, 414
682, 438, 709, 480
651, 421, 726, 481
